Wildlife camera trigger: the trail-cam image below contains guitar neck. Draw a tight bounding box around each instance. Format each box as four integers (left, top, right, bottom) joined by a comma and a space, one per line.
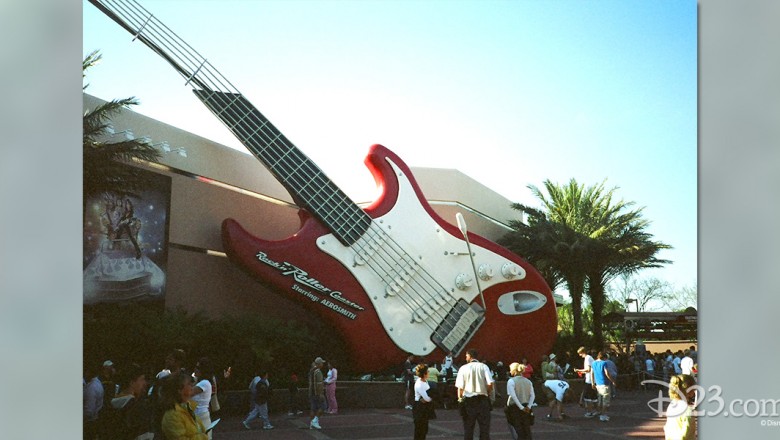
88, 0, 370, 245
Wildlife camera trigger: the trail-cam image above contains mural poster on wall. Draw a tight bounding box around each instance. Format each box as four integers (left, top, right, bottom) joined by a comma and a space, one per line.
83, 166, 171, 304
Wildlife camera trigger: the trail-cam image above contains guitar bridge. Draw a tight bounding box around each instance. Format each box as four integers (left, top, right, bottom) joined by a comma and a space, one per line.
432, 300, 485, 355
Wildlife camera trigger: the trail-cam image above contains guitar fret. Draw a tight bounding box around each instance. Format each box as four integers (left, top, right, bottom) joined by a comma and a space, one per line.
226, 101, 255, 128
269, 148, 303, 176
309, 187, 336, 220
336, 207, 360, 233
242, 119, 273, 146
325, 193, 356, 225
341, 213, 367, 241
214, 94, 242, 120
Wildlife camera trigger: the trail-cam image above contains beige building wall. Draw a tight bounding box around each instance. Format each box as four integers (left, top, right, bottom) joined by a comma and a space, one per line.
85, 93, 530, 318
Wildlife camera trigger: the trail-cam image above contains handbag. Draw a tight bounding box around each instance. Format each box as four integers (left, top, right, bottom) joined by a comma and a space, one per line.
210, 375, 221, 412
503, 405, 515, 423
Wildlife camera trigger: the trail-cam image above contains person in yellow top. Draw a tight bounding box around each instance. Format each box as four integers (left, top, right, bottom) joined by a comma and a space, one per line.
664, 374, 697, 440
161, 371, 209, 440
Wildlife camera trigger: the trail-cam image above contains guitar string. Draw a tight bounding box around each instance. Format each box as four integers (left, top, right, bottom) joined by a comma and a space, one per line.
99, 0, 479, 347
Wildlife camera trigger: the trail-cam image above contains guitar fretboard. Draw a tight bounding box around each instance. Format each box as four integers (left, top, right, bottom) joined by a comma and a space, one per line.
194, 90, 371, 245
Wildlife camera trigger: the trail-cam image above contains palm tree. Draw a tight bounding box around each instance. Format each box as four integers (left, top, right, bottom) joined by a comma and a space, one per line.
83, 50, 161, 203
500, 203, 589, 344
585, 220, 671, 348
501, 178, 670, 348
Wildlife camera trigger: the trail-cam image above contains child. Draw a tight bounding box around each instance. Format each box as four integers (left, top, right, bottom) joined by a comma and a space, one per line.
664, 374, 697, 440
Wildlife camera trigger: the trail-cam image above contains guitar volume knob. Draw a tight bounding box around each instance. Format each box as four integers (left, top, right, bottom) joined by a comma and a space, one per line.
501, 263, 520, 279
478, 264, 494, 281
455, 273, 473, 290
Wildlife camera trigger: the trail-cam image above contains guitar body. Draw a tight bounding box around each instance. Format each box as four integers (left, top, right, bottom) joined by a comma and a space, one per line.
223, 144, 557, 372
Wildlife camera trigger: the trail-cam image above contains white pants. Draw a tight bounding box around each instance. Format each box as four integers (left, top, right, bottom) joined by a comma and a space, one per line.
195, 411, 212, 439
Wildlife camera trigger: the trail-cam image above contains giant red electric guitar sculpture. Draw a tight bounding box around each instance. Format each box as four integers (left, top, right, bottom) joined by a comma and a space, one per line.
90, 0, 558, 372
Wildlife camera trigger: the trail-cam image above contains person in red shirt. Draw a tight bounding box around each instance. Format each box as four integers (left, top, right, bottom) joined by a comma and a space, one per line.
520, 357, 534, 379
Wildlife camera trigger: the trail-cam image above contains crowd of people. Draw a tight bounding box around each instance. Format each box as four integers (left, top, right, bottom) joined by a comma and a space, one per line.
84, 345, 697, 439
402, 344, 699, 440
83, 349, 342, 439
82, 349, 227, 439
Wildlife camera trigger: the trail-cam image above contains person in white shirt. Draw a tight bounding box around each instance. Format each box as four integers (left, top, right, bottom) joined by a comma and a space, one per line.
413, 364, 435, 440
543, 379, 570, 421
680, 350, 694, 376
192, 357, 215, 439
456, 349, 495, 440
506, 362, 535, 440
574, 347, 597, 417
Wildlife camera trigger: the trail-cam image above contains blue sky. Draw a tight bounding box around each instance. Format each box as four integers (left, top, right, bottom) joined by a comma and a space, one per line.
83, 0, 697, 303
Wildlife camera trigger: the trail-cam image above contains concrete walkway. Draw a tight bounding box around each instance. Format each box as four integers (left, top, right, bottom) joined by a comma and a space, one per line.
211, 389, 667, 439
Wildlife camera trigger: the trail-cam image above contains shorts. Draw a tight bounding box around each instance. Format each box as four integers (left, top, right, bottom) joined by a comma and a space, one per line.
582, 384, 598, 402
596, 385, 611, 407
544, 381, 569, 402
309, 395, 327, 412
544, 386, 556, 402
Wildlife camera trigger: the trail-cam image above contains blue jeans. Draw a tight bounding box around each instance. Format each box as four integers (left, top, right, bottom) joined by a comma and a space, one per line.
243, 402, 271, 427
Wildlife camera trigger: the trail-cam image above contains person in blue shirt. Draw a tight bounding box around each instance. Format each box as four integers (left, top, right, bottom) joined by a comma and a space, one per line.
603, 353, 619, 398
590, 352, 616, 422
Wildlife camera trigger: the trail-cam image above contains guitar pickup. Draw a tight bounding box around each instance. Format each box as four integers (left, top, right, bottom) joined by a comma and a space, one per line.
432, 300, 485, 355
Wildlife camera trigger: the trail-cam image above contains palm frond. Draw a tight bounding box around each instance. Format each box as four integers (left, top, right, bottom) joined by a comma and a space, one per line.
83, 51, 162, 200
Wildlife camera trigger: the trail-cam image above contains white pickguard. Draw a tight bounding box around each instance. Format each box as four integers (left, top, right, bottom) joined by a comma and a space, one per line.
317, 158, 543, 355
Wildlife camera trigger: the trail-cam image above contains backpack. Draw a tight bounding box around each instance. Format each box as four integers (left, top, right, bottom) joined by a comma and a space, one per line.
255, 379, 270, 404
